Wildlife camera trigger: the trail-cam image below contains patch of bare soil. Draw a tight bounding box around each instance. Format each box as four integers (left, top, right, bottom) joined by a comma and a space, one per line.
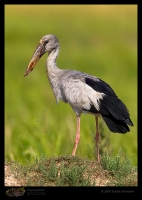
5, 163, 21, 186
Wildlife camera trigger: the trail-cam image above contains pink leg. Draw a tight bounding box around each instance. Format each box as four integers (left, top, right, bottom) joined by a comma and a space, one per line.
95, 116, 100, 163
72, 116, 80, 156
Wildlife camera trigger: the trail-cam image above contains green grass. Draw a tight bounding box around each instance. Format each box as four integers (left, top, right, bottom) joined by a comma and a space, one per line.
5, 5, 137, 166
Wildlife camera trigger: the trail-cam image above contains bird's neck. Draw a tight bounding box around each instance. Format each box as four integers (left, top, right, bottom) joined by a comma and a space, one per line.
46, 48, 63, 103
46, 47, 62, 80
46, 48, 61, 74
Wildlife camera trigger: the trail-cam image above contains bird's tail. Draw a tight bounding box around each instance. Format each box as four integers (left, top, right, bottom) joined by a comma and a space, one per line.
102, 116, 131, 133
100, 96, 134, 133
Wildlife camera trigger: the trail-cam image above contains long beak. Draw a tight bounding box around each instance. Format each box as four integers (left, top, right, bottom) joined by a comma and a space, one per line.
24, 43, 46, 77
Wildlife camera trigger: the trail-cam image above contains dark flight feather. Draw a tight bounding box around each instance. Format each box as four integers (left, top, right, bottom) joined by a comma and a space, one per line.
84, 77, 133, 133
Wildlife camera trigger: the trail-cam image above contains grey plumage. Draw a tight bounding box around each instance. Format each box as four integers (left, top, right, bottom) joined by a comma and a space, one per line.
24, 34, 133, 162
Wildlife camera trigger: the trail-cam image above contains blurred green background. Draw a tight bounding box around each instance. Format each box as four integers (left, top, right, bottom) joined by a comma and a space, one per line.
5, 5, 137, 165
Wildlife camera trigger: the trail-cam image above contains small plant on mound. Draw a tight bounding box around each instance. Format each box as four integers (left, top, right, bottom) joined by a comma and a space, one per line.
100, 148, 137, 186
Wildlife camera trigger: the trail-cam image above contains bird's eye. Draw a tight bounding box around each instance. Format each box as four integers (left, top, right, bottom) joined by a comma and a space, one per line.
44, 40, 49, 45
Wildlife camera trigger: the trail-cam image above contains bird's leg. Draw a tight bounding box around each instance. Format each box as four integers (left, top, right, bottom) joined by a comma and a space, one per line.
95, 116, 100, 163
72, 116, 80, 156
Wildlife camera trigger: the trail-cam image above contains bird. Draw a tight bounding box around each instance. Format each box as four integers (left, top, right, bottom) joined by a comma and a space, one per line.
24, 34, 134, 163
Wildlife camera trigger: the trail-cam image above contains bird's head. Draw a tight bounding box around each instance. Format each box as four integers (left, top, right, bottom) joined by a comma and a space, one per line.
24, 34, 59, 77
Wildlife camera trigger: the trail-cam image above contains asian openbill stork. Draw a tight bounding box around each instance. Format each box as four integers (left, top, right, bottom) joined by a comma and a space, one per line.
24, 34, 133, 162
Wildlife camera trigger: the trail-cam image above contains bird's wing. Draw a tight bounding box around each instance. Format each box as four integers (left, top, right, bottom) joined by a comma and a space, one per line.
80, 74, 133, 128
60, 71, 103, 114
62, 70, 117, 96
61, 71, 133, 132
81, 75, 130, 118
84, 76, 117, 97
